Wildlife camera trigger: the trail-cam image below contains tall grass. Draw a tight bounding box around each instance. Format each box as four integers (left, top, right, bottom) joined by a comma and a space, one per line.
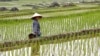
0, 6, 100, 56
0, 10, 100, 42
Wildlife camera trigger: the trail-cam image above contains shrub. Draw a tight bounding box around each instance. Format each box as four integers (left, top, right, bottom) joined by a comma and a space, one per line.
32, 5, 39, 9
10, 7, 19, 11
49, 1, 60, 7
0, 7, 8, 11
22, 4, 34, 7
62, 3, 76, 7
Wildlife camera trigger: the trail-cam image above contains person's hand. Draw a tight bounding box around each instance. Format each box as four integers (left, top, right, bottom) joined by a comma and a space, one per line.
33, 32, 37, 36
33, 32, 36, 35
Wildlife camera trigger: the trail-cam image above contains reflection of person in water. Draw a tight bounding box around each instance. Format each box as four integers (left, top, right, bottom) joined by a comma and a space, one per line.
31, 13, 42, 37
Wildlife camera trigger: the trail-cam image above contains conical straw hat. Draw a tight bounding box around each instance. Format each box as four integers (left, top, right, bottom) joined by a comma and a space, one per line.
31, 13, 42, 18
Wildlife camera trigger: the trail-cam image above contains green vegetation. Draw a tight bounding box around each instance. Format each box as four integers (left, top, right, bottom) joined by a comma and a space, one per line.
0, 31, 100, 56
0, 7, 100, 42
0, 3, 100, 56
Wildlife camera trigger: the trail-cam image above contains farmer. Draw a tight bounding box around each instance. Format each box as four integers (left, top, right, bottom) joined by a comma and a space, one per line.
31, 13, 42, 37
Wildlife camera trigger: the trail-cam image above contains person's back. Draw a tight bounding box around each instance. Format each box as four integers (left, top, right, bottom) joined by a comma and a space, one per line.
33, 20, 41, 37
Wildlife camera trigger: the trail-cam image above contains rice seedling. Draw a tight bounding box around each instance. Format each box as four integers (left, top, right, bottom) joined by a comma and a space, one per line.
0, 30, 100, 56
0, 5, 100, 56
0, 9, 100, 42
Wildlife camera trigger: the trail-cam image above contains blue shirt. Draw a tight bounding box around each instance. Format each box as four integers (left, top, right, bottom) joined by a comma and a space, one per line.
33, 20, 41, 36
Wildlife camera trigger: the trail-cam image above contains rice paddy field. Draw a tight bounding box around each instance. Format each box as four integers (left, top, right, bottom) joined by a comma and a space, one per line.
0, 7, 100, 42
40, 35, 100, 56
0, 0, 96, 6
0, 3, 100, 56
0, 31, 100, 56
0, 0, 100, 10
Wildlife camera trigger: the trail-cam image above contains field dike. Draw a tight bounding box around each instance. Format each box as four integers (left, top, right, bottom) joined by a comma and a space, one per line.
0, 28, 100, 56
